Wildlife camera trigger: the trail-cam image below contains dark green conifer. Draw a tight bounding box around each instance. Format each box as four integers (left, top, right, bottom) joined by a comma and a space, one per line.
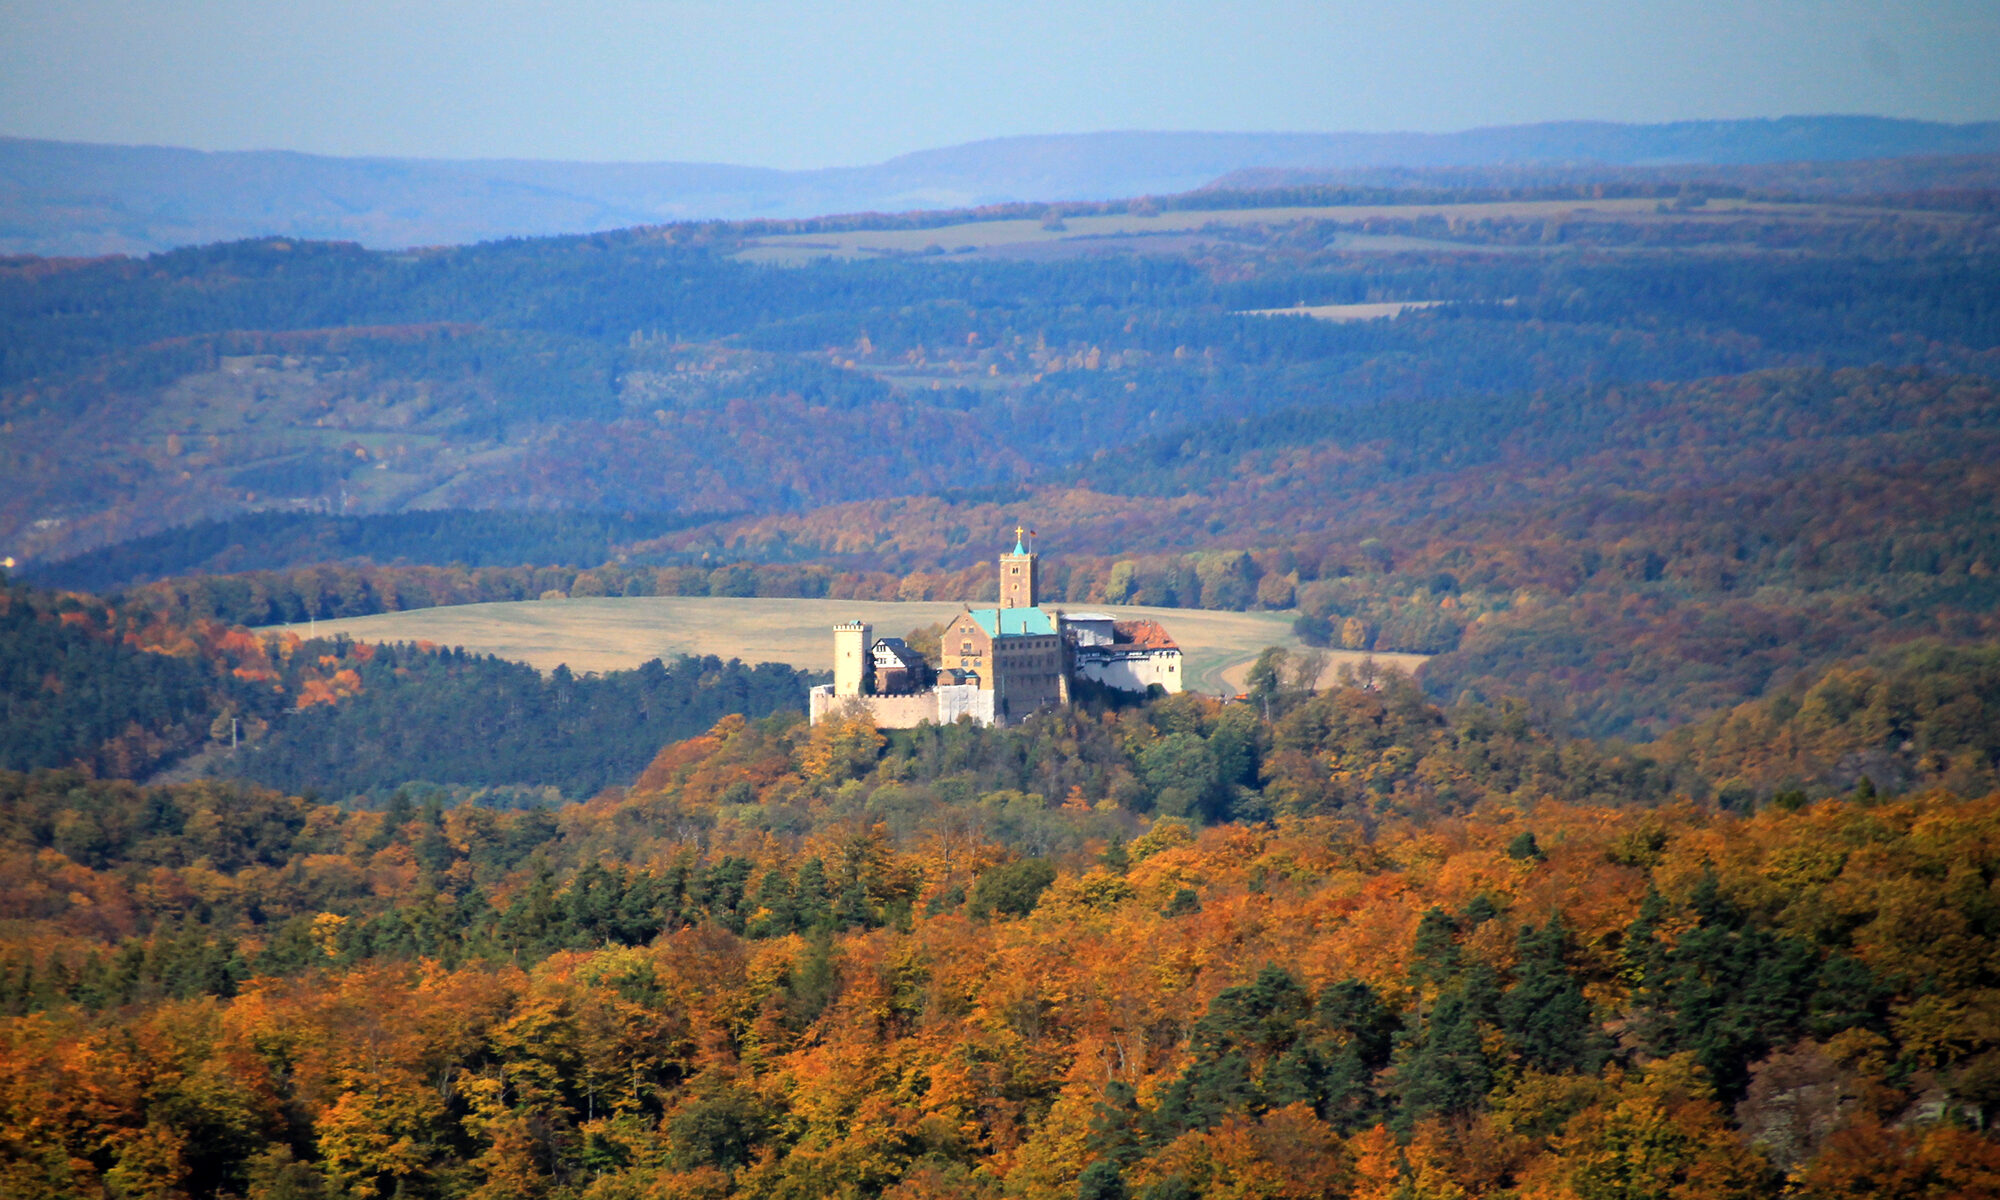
1077, 1159, 1129, 1200
1500, 916, 1608, 1073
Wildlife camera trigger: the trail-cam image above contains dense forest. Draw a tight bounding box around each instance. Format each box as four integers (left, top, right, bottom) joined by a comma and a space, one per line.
31, 509, 724, 593
6, 170, 2000, 1196
8, 183, 1997, 738
6, 188, 1998, 564
0, 576, 283, 777
0, 574, 819, 797
228, 646, 822, 803
3, 651, 1998, 1198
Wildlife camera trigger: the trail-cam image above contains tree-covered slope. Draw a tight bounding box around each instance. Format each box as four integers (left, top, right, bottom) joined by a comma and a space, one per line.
0, 573, 822, 792
4, 659, 2000, 1197
7, 190, 1999, 563
0, 577, 274, 777
225, 647, 822, 803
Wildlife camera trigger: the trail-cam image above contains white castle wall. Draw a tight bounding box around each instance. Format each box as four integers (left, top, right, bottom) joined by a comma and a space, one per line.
809, 683, 998, 728
934, 683, 996, 725
1075, 649, 1184, 694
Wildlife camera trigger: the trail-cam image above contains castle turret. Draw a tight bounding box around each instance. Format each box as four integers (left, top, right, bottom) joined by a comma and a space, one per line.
999, 525, 1038, 609
833, 620, 872, 696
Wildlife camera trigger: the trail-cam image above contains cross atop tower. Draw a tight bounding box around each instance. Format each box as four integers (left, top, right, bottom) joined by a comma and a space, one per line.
1000, 526, 1038, 609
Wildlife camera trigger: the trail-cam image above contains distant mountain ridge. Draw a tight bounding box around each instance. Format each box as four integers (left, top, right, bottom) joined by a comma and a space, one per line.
6, 116, 2000, 256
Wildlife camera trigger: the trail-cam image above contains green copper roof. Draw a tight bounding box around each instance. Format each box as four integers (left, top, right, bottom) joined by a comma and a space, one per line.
1012, 534, 1028, 555
968, 607, 1056, 637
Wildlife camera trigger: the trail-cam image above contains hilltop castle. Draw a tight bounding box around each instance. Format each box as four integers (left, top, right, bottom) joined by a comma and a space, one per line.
808, 530, 1184, 727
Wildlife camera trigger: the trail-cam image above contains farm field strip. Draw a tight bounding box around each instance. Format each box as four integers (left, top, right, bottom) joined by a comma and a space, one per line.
1236, 300, 1448, 321
268, 596, 1426, 695
731, 197, 1890, 263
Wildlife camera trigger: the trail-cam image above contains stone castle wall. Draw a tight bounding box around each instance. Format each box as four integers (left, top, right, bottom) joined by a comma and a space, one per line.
810, 684, 996, 728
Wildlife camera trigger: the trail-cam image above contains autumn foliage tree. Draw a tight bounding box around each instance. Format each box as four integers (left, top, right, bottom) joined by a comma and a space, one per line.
4, 652, 2000, 1197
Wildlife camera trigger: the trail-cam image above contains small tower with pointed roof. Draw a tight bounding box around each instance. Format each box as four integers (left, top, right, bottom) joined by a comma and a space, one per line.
999, 525, 1038, 610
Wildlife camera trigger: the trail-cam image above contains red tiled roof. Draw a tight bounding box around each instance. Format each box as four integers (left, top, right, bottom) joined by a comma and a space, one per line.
1112, 620, 1179, 650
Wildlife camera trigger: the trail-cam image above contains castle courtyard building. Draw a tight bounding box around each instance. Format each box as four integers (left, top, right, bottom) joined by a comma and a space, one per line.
809, 529, 1182, 728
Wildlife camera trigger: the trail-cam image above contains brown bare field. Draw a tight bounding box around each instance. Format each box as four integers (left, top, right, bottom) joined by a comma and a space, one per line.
270, 597, 1425, 695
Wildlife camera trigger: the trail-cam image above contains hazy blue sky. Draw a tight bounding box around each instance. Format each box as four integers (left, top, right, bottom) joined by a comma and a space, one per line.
3, 1, 1996, 168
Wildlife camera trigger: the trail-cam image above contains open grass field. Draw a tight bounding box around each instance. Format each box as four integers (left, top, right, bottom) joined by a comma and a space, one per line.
270, 597, 1427, 695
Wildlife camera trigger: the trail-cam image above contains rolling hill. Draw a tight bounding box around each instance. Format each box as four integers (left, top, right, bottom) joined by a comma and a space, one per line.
5, 160, 1998, 741
7, 116, 2000, 255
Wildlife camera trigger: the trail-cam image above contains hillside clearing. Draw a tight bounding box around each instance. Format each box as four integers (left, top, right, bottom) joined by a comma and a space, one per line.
268, 596, 1427, 695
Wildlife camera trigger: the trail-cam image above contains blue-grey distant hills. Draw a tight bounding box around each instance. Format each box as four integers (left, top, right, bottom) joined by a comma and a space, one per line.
6, 116, 2000, 257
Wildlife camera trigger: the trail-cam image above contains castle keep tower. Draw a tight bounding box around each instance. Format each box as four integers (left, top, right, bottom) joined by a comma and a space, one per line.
809, 528, 1178, 728
999, 526, 1038, 609
833, 620, 872, 696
